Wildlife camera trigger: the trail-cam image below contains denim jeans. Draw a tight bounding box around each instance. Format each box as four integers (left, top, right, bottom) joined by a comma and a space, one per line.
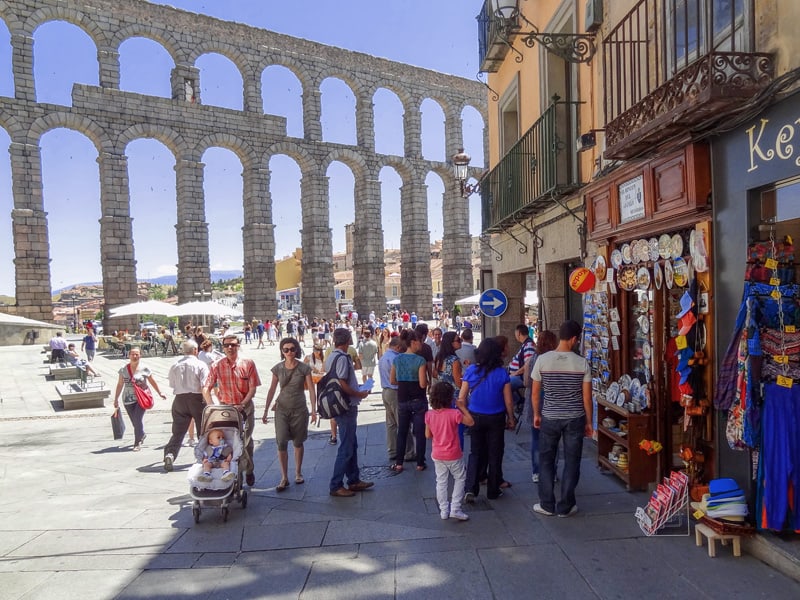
530, 425, 540, 476
329, 406, 360, 492
396, 398, 428, 467
537, 415, 586, 515
465, 411, 506, 498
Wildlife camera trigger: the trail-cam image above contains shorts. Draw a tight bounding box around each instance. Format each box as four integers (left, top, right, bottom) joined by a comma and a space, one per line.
362, 365, 375, 378
275, 408, 310, 450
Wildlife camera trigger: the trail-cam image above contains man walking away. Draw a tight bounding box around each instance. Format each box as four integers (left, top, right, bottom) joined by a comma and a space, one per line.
531, 320, 592, 518
164, 340, 209, 472
378, 336, 415, 464
327, 328, 374, 497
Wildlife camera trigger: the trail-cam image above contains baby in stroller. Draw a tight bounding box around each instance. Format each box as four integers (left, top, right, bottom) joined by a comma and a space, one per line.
197, 428, 235, 483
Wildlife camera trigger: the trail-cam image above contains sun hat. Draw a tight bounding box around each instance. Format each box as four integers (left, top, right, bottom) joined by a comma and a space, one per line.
676, 291, 695, 318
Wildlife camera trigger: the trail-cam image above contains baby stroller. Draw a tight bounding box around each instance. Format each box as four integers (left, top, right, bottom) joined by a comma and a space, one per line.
188, 405, 251, 523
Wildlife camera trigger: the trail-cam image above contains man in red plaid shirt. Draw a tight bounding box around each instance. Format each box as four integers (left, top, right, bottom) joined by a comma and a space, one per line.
203, 334, 261, 487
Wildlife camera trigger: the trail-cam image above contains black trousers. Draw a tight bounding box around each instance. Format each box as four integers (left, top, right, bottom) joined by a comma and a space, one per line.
163, 393, 205, 459
465, 412, 506, 499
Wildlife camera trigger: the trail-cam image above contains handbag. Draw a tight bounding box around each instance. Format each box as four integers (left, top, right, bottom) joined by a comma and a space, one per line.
111, 407, 126, 440
127, 364, 154, 410
316, 353, 351, 419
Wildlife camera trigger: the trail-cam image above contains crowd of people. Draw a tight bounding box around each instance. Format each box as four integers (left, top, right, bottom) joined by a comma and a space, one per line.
93, 309, 592, 522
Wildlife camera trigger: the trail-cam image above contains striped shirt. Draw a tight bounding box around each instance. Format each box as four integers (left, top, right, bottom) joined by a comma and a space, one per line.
204, 356, 261, 405
531, 350, 591, 419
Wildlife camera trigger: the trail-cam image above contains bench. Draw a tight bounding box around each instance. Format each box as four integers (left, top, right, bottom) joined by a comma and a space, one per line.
695, 522, 742, 558
49, 364, 81, 380
55, 368, 110, 410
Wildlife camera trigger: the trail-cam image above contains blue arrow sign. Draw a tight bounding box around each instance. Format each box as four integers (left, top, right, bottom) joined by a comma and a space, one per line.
479, 288, 508, 318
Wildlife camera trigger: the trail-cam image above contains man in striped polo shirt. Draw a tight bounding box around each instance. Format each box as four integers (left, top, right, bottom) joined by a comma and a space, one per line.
530, 320, 593, 517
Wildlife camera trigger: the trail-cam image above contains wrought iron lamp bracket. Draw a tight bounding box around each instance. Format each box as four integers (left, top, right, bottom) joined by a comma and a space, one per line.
502, 10, 597, 64
476, 72, 499, 102
480, 236, 504, 262
506, 226, 528, 255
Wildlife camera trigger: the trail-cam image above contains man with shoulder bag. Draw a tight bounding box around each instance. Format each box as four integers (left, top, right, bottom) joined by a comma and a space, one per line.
326, 328, 374, 497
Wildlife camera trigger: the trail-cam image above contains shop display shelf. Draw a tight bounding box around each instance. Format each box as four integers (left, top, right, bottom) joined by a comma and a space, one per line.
598, 397, 628, 418
599, 455, 630, 483
598, 425, 629, 447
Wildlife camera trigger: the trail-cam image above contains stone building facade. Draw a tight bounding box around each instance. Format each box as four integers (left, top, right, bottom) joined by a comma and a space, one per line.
0, 0, 486, 329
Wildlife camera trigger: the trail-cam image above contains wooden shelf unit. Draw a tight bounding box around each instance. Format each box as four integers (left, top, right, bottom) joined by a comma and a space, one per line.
597, 398, 657, 491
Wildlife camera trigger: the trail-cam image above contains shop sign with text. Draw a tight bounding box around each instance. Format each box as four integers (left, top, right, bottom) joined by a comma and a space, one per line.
619, 175, 645, 224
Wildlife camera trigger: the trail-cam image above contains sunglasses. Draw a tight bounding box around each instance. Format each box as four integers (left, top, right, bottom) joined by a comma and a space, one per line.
282, 347, 297, 353
223, 343, 239, 348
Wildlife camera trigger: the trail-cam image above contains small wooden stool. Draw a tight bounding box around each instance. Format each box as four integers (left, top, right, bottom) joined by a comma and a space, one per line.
694, 522, 741, 557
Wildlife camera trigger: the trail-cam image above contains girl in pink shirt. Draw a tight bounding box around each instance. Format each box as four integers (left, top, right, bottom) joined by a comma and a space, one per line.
425, 382, 475, 521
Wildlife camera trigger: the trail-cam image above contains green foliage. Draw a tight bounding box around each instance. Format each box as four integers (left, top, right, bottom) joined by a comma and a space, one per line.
213, 277, 244, 292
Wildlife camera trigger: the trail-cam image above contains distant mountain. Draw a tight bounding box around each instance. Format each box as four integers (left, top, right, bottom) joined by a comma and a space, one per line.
142, 270, 244, 286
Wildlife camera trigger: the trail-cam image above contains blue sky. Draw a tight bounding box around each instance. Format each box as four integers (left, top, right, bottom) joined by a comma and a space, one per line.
0, 1, 486, 295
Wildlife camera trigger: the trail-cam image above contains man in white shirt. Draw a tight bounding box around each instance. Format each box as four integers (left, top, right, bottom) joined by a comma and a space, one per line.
163, 340, 210, 472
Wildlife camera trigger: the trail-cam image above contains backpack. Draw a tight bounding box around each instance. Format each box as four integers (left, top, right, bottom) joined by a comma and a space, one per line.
316, 352, 352, 419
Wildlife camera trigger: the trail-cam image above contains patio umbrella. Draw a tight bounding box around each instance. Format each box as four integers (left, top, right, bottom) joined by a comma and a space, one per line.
454, 293, 481, 305
108, 300, 178, 317
171, 300, 234, 317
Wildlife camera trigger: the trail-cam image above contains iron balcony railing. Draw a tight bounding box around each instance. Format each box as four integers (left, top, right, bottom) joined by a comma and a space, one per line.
477, 0, 511, 73
603, 0, 773, 159
481, 99, 582, 234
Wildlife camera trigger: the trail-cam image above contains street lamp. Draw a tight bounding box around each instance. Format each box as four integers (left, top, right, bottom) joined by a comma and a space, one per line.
452, 148, 481, 198
194, 288, 211, 328
487, 0, 597, 64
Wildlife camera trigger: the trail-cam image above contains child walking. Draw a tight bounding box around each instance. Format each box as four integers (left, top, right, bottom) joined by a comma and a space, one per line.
425, 381, 475, 521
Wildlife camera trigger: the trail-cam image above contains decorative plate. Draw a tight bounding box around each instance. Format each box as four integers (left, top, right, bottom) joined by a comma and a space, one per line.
616, 391, 627, 407
653, 261, 663, 290
630, 240, 642, 265
593, 254, 607, 281
630, 378, 642, 400
664, 258, 674, 289
670, 233, 684, 259
643, 341, 652, 359
635, 239, 650, 264
610, 248, 623, 269
617, 265, 637, 291
621, 243, 633, 264
658, 234, 672, 259
638, 315, 650, 334
619, 374, 632, 390
690, 230, 709, 272
648, 238, 660, 262
672, 257, 689, 287
636, 266, 651, 290
607, 382, 620, 405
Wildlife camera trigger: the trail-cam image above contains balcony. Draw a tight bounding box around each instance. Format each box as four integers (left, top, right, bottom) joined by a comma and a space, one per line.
481, 99, 582, 233
477, 0, 514, 73
603, 0, 773, 160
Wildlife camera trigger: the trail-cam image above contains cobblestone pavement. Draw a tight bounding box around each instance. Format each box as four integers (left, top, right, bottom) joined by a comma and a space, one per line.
0, 338, 797, 599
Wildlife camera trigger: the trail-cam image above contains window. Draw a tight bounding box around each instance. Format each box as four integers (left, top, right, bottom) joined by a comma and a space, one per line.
498, 76, 520, 156
669, 0, 747, 74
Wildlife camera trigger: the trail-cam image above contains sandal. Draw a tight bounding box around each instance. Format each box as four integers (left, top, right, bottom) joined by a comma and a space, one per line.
390, 463, 404, 473
500, 481, 512, 489
416, 464, 427, 472
276, 479, 289, 492
295, 475, 305, 484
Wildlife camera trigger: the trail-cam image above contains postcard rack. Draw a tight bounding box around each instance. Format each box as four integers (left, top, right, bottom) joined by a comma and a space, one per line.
635, 471, 690, 536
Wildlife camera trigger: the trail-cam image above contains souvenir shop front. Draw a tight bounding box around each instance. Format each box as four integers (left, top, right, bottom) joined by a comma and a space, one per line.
712, 91, 800, 532
582, 143, 714, 492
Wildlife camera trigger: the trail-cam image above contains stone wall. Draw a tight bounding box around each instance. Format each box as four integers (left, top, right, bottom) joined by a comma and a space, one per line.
0, 0, 487, 328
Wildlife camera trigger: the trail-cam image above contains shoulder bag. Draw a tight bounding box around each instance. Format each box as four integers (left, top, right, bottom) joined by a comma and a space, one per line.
127, 364, 154, 410
316, 353, 351, 419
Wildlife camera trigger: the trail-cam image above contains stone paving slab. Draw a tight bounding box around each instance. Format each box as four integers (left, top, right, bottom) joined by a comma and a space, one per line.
1, 340, 799, 598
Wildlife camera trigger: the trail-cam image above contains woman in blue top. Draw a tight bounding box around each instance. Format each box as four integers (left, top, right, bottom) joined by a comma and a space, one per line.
390, 329, 429, 472
458, 337, 515, 501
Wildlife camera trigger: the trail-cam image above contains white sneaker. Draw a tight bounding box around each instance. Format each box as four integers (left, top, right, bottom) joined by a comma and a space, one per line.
532, 503, 555, 516
221, 470, 234, 482
196, 473, 212, 483
440, 502, 450, 520
558, 505, 578, 518
450, 509, 470, 521
532, 473, 539, 483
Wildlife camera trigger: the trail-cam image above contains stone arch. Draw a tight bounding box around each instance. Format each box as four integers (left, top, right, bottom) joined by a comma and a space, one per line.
258, 56, 313, 92
111, 23, 183, 64
0, 2, 24, 33
377, 155, 415, 185
315, 67, 363, 99
26, 111, 112, 154
194, 132, 256, 171
321, 147, 367, 181
0, 108, 26, 140
116, 124, 187, 160
264, 141, 317, 176
186, 40, 254, 89
23, 5, 109, 47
